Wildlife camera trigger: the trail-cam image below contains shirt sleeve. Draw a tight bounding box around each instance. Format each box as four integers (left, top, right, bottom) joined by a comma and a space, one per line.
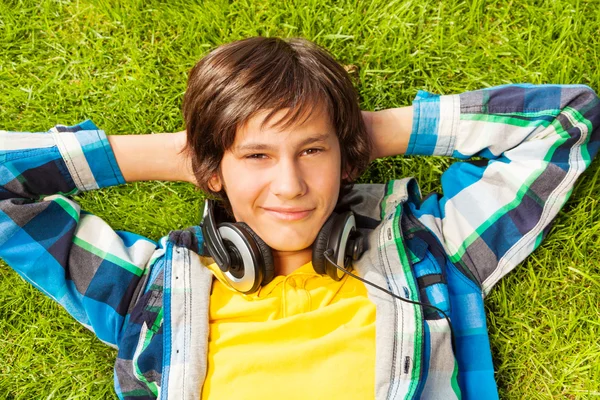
0, 120, 161, 347
406, 84, 600, 294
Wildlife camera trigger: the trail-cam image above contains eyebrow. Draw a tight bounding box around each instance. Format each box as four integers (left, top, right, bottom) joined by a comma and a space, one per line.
234, 133, 332, 153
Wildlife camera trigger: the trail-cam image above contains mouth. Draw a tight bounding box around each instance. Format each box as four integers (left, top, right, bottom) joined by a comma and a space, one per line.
262, 207, 315, 221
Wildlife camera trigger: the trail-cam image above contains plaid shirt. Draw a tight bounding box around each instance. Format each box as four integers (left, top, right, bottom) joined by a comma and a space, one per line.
1, 84, 598, 400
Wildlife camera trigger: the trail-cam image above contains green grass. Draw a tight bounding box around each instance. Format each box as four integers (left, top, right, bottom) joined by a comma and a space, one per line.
1, 0, 599, 398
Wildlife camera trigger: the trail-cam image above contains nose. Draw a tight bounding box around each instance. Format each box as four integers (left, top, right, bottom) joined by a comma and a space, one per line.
271, 157, 307, 199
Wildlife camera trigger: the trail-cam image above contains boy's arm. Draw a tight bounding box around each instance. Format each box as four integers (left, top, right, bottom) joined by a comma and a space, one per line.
0, 120, 183, 347
107, 130, 194, 183
362, 106, 413, 160
368, 85, 600, 294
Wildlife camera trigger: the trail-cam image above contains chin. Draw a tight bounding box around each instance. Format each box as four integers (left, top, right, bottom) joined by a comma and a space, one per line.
251, 216, 326, 252
260, 227, 316, 252
263, 237, 313, 252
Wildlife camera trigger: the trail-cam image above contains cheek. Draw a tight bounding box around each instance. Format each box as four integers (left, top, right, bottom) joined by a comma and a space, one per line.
308, 169, 340, 197
220, 160, 265, 217
308, 155, 342, 192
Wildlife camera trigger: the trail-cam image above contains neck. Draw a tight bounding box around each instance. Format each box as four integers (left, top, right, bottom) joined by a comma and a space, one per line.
273, 247, 313, 276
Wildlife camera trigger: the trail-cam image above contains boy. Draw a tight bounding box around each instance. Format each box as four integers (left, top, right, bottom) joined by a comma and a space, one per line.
1, 37, 598, 399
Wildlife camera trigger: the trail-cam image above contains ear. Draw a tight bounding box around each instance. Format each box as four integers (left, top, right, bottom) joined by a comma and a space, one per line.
341, 164, 358, 182
341, 161, 350, 181
208, 173, 223, 192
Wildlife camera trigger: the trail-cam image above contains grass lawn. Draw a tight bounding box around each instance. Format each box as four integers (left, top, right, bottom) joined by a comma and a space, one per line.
1, 0, 599, 398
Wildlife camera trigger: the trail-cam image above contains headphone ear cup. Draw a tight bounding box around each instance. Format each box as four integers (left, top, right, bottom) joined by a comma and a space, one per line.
325, 212, 356, 281
236, 222, 275, 285
311, 212, 337, 275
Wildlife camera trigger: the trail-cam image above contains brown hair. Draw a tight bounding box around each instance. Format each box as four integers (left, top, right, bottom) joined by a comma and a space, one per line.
182, 37, 371, 213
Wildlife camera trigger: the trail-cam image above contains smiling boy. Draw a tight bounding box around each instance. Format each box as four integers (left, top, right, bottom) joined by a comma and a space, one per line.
1, 37, 599, 399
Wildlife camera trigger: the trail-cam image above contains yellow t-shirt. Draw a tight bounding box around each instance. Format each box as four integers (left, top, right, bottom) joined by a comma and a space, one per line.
201, 261, 376, 399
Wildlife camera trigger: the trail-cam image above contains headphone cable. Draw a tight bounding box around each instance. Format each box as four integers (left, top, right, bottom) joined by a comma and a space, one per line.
323, 250, 457, 358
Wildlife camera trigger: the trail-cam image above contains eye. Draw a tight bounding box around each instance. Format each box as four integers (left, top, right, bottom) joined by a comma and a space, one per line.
245, 153, 268, 160
303, 148, 323, 156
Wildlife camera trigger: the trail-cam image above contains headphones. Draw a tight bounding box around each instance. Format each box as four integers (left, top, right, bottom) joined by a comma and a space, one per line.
200, 199, 365, 294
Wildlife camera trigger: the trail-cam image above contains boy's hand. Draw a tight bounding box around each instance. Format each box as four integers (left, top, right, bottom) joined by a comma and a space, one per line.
108, 130, 197, 185
362, 106, 413, 161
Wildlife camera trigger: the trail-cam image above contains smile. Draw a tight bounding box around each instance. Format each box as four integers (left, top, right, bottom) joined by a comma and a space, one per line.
262, 208, 314, 221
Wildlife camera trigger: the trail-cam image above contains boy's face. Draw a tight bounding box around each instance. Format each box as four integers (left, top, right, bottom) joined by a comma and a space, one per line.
209, 106, 344, 254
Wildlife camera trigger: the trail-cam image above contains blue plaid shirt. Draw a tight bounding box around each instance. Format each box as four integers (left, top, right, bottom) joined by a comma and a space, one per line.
1, 84, 598, 399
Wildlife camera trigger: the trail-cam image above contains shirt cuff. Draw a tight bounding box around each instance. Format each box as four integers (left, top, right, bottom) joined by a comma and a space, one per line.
406, 90, 460, 157
51, 120, 125, 191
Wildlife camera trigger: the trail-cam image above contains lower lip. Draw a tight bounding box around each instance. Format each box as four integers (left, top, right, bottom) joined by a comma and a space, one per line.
263, 209, 314, 221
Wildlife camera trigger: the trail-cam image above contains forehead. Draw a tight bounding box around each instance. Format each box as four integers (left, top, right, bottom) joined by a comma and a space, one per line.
233, 106, 335, 147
